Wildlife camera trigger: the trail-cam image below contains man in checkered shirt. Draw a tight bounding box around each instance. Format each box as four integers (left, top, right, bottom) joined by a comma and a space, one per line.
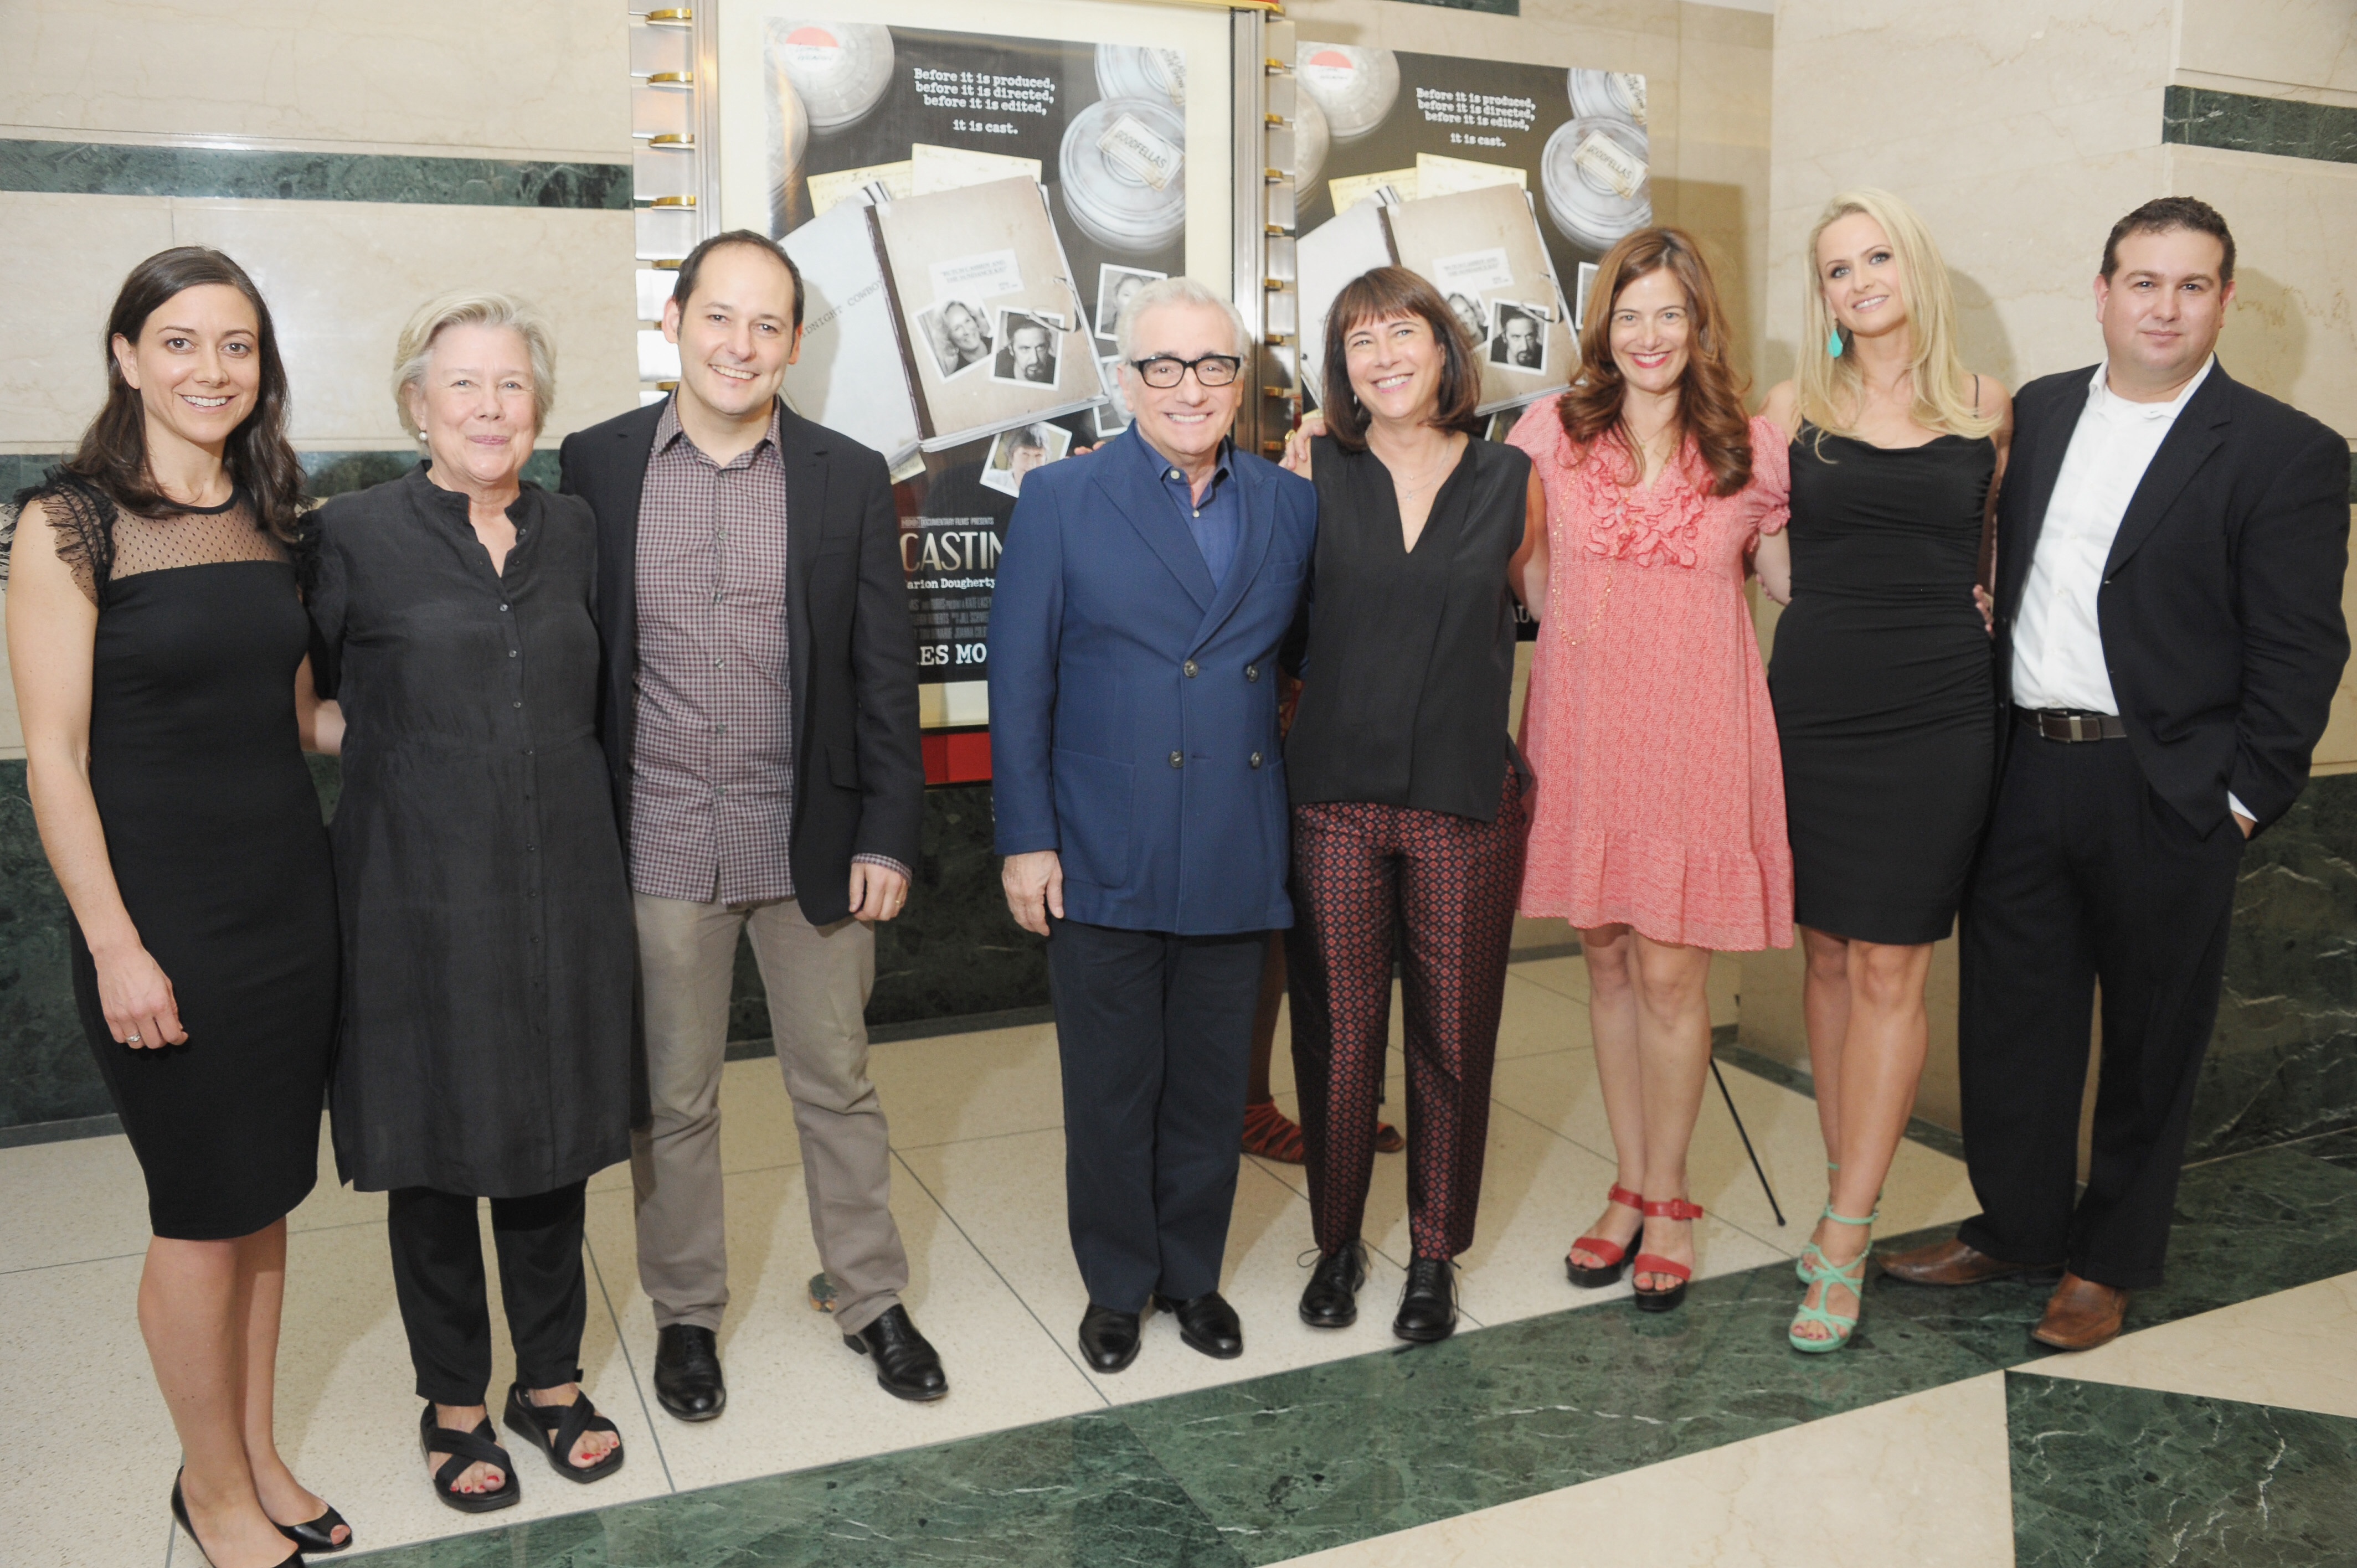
562, 231, 938, 1414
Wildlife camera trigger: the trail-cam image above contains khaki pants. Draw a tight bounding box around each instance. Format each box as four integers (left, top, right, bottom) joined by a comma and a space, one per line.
631, 893, 908, 1334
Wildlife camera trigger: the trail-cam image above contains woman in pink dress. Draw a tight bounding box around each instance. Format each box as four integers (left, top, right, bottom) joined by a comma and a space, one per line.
1510, 228, 1793, 1311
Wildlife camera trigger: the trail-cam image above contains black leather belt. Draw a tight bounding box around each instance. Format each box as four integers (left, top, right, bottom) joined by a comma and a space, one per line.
2015, 705, 2127, 742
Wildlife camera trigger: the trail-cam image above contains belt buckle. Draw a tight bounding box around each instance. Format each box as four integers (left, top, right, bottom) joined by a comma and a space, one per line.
2067, 713, 2088, 742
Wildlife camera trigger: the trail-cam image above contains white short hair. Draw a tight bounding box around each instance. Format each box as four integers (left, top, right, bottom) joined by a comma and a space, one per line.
1113, 276, 1250, 363
392, 290, 557, 437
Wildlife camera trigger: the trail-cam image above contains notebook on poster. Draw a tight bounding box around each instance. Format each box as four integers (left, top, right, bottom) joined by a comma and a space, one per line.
779, 176, 1105, 460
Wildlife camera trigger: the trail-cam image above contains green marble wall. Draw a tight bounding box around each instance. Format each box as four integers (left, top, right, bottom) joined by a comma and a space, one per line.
2162, 85, 2357, 167
0, 138, 631, 209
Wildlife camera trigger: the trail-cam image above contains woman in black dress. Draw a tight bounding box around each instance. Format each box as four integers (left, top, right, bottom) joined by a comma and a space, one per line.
308, 292, 635, 1508
7, 250, 344, 1566
1277, 267, 1547, 1343
1754, 189, 2013, 1353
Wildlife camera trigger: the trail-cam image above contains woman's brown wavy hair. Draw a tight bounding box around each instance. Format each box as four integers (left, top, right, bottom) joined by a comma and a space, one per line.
1556, 226, 1753, 498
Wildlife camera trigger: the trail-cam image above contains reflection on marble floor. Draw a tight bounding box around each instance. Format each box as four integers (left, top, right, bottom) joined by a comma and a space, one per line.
4, 961, 2354, 1567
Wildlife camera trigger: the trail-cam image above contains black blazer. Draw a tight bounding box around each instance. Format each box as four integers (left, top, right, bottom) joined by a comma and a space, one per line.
1993, 361, 2350, 836
559, 398, 924, 924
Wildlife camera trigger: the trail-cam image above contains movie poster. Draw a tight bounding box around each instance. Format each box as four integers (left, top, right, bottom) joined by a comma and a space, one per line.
715, 5, 1231, 745
1293, 45, 1648, 419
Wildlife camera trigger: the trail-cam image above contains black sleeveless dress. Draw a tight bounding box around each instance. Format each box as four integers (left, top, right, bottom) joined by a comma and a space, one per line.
1767, 429, 1998, 944
28, 479, 339, 1239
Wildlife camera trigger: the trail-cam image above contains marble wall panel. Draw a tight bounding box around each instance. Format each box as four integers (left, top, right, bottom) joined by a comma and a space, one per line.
2176, 0, 2357, 101
0, 195, 637, 448
0, 192, 177, 445
0, 1, 629, 161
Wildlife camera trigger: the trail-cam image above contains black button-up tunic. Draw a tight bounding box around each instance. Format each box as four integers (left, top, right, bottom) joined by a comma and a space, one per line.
309, 464, 633, 1196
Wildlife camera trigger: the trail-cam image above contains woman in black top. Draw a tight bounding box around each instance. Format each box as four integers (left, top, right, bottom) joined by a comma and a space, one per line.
1278, 267, 1547, 1342
309, 292, 634, 1508
8, 249, 343, 1565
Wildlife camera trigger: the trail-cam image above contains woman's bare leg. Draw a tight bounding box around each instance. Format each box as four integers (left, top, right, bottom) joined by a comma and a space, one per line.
1795, 938, 1933, 1340
235, 1221, 347, 1546
1799, 926, 1852, 1254
143, 1233, 302, 1568
1627, 935, 1716, 1288
1571, 924, 1646, 1266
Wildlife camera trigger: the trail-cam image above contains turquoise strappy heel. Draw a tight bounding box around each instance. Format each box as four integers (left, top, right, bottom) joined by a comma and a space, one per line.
1789, 1203, 1876, 1354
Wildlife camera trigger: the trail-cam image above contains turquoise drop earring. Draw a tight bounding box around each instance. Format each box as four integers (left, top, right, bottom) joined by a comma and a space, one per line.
1826, 326, 1844, 358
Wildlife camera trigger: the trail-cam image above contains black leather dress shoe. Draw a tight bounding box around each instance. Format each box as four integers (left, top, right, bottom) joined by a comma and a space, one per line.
1079, 1302, 1143, 1372
1152, 1290, 1244, 1359
653, 1323, 727, 1421
1299, 1241, 1368, 1329
1394, 1257, 1458, 1343
845, 1304, 949, 1401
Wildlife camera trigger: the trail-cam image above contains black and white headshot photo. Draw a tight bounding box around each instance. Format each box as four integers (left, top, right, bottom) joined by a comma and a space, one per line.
993, 310, 1061, 386
1489, 301, 1547, 371
918, 297, 995, 379
1094, 265, 1165, 339
1094, 354, 1133, 437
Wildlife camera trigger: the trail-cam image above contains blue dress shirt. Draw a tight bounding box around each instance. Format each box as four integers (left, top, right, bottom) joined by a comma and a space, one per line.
1144, 432, 1242, 588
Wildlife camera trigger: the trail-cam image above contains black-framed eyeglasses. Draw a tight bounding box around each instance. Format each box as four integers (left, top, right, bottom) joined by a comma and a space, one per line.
1129, 353, 1242, 389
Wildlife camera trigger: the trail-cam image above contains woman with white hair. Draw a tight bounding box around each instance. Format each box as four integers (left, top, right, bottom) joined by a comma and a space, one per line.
1753, 189, 2013, 1353
308, 291, 634, 1504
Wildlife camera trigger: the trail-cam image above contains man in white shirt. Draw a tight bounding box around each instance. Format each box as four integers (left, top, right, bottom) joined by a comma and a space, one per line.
1883, 199, 2350, 1350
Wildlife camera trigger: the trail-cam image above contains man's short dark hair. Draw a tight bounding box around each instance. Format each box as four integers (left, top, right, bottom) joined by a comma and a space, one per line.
671, 229, 805, 331
2101, 197, 2235, 285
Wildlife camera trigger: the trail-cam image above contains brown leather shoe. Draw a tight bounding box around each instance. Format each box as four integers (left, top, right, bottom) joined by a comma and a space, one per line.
2031, 1273, 2129, 1351
1878, 1236, 2058, 1286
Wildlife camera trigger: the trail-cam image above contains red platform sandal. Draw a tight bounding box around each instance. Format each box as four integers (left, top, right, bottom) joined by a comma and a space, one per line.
1632, 1197, 1704, 1313
1566, 1183, 1646, 1288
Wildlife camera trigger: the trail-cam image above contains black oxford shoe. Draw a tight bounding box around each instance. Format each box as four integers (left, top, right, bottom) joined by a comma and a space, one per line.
1299, 1241, 1368, 1329
653, 1323, 727, 1421
1394, 1257, 1459, 1344
845, 1304, 949, 1401
1152, 1290, 1244, 1359
1079, 1302, 1143, 1371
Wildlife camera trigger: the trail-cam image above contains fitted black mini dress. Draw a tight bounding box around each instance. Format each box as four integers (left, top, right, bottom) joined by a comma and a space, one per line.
24, 478, 339, 1239
1767, 427, 1998, 945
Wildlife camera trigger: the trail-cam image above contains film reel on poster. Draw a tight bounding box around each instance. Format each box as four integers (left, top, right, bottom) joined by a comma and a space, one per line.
711, 0, 1238, 731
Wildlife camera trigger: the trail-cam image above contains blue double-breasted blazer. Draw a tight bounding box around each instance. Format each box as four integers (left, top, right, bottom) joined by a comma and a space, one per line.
987, 427, 1317, 935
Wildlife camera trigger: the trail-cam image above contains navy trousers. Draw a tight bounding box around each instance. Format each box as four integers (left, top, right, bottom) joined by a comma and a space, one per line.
1046, 917, 1266, 1311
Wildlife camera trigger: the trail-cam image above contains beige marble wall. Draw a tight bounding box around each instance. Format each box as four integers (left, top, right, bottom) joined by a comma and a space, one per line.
0, 1, 627, 159
2176, 0, 2357, 105
0, 193, 638, 453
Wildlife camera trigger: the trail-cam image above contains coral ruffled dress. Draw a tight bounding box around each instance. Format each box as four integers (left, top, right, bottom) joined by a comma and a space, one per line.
1508, 403, 1794, 951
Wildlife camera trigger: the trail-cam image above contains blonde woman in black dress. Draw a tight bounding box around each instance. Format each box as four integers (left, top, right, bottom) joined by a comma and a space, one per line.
8, 250, 344, 1565
1754, 189, 2013, 1352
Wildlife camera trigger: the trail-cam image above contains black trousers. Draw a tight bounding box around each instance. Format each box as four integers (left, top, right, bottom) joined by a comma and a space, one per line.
1046, 917, 1265, 1312
1955, 726, 2243, 1290
387, 1182, 589, 1405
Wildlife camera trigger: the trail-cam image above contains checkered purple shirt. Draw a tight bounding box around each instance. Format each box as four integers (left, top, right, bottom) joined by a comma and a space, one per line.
630, 400, 907, 905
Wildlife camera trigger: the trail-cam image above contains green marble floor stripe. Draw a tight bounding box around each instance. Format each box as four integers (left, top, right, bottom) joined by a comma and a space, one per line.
2007, 1374, 2357, 1566
339, 1123, 2357, 1567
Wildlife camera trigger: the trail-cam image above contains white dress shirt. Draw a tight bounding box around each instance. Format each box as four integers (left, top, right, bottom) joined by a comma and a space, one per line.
2011, 357, 2247, 819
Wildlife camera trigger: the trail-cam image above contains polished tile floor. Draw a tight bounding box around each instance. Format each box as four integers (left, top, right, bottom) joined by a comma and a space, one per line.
4, 955, 2352, 1566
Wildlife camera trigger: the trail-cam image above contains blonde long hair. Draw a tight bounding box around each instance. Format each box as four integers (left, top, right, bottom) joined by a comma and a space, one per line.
1797, 189, 1997, 449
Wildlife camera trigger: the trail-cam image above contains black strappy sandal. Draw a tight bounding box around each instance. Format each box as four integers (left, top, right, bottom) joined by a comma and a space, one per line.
502, 1383, 626, 1483
418, 1402, 522, 1513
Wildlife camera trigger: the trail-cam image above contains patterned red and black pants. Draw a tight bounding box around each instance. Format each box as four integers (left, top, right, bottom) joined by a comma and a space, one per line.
1286, 771, 1529, 1261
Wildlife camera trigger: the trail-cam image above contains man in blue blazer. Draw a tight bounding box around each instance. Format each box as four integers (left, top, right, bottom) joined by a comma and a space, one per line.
989, 277, 1316, 1373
